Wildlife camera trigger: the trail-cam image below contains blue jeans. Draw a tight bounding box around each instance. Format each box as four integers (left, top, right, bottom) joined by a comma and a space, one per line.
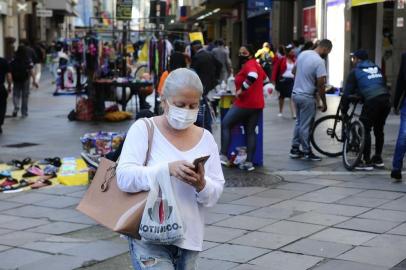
292, 94, 316, 153
393, 100, 406, 171
128, 238, 199, 270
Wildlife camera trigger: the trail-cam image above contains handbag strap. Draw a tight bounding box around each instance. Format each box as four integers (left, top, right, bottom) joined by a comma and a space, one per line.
140, 118, 154, 166
101, 118, 154, 192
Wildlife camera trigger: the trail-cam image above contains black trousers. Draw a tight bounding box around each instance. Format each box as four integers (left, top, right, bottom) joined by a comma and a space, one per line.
359, 94, 391, 162
0, 86, 7, 127
221, 106, 261, 162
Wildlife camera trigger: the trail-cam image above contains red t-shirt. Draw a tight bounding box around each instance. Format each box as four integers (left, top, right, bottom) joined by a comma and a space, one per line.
234, 59, 266, 109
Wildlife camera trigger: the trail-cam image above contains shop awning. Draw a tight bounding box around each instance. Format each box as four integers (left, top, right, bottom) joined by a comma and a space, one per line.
351, 0, 385, 7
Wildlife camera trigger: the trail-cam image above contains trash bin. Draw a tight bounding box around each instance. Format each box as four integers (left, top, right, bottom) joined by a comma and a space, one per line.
219, 93, 263, 166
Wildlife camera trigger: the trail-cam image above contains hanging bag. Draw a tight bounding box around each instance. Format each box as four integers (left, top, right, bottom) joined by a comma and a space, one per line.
139, 164, 185, 243
77, 118, 154, 239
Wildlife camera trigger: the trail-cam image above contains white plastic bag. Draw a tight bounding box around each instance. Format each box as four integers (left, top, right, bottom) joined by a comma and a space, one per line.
139, 165, 184, 244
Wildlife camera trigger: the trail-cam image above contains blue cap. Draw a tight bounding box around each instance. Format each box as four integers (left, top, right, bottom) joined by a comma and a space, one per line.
351, 50, 368, 60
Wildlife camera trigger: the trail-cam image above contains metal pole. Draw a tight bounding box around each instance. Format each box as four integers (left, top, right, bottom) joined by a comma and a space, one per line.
122, 22, 127, 77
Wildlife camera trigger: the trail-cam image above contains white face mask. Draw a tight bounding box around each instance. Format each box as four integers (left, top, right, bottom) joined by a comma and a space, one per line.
166, 101, 199, 130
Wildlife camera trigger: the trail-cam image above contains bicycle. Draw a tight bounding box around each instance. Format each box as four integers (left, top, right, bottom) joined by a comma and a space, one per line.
310, 95, 366, 170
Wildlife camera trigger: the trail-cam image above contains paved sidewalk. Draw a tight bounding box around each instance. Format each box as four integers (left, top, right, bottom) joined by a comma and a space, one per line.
1, 72, 406, 269
1, 172, 406, 270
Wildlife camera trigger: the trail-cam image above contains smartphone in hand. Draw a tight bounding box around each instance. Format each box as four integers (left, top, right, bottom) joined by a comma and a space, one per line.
193, 155, 210, 172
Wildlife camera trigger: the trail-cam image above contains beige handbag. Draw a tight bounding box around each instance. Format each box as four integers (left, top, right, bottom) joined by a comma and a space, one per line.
77, 118, 154, 239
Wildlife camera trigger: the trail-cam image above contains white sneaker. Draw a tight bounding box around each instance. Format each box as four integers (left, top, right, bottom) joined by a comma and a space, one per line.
220, 154, 230, 166
278, 113, 283, 117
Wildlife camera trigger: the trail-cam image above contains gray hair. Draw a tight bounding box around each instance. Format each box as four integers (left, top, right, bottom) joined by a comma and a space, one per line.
162, 68, 203, 100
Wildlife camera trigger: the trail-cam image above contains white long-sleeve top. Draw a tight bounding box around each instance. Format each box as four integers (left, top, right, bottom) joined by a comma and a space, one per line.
116, 119, 225, 251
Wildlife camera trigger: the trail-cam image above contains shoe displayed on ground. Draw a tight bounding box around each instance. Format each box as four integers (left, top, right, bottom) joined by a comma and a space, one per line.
7, 160, 24, 171
391, 170, 402, 183
7, 157, 31, 166
304, 152, 322, 161
239, 161, 255, 171
31, 178, 52, 189
22, 165, 44, 178
289, 148, 304, 159
43, 165, 58, 177
371, 156, 385, 168
355, 162, 374, 171
220, 154, 230, 166
0, 178, 18, 191
81, 152, 100, 168
37, 157, 62, 167
0, 170, 11, 179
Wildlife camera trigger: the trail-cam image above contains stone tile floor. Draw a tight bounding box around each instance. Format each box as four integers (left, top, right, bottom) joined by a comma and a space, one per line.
0, 173, 405, 270
1, 72, 406, 269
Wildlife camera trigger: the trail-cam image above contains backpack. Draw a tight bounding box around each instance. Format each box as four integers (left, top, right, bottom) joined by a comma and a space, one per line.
10, 60, 31, 82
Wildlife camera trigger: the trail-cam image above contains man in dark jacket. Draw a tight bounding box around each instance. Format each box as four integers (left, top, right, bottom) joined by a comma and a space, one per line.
342, 50, 391, 171
391, 52, 406, 182
190, 40, 222, 132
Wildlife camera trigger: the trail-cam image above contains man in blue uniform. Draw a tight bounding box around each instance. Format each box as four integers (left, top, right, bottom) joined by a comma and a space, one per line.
342, 50, 391, 170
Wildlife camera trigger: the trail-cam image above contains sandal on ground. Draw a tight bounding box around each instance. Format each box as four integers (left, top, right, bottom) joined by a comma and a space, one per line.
37, 157, 62, 167
31, 179, 52, 189
0, 170, 11, 179
7, 160, 24, 171
0, 178, 19, 192
7, 157, 31, 166
43, 165, 58, 176
22, 165, 44, 178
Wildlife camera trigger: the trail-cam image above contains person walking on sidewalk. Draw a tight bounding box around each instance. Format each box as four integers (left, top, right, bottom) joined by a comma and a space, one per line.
272, 44, 297, 118
220, 45, 271, 171
289, 39, 332, 161
0, 56, 11, 134
117, 68, 224, 270
255, 42, 274, 78
391, 52, 406, 182
342, 50, 391, 171
9, 45, 38, 117
212, 39, 232, 83
190, 40, 222, 132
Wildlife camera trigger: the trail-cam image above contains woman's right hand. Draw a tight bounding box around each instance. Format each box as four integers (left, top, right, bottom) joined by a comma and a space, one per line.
169, 160, 199, 184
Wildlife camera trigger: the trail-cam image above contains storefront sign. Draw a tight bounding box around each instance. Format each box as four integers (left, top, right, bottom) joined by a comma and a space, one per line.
116, 0, 133, 20
398, 0, 405, 9
351, 0, 385, 7
36, 9, 53, 17
303, 6, 316, 41
189, 32, 204, 45
397, 17, 404, 27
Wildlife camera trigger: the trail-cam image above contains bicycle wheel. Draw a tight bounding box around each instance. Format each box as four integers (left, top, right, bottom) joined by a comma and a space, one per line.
311, 115, 344, 157
343, 120, 365, 170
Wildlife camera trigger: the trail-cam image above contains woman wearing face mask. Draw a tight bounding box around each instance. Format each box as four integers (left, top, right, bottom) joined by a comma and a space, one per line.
117, 68, 225, 270
220, 45, 271, 171
271, 44, 297, 118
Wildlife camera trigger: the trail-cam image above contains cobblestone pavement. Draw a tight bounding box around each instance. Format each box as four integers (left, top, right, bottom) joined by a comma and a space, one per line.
1, 72, 406, 270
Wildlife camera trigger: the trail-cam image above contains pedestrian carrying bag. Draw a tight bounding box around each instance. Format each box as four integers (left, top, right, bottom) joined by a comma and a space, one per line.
77, 118, 154, 239
139, 165, 185, 243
